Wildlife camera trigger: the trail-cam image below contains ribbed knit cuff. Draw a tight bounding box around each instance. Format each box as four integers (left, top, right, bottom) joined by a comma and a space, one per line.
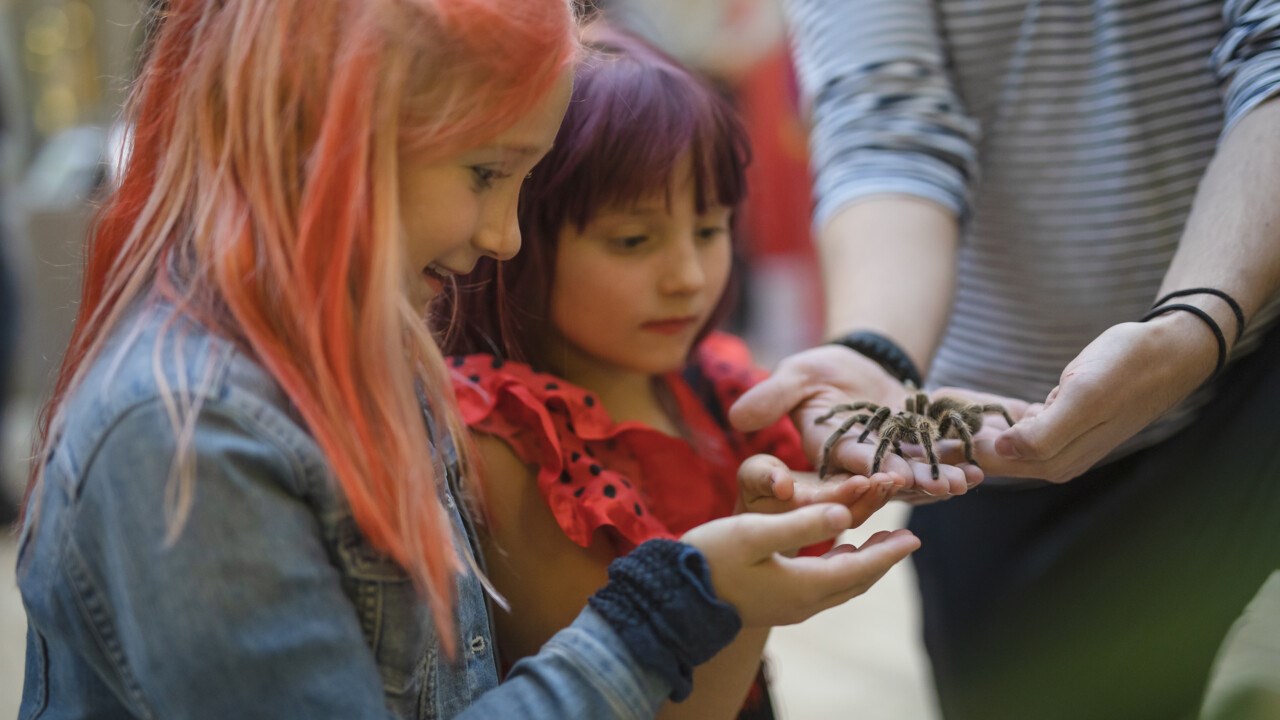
587, 539, 742, 701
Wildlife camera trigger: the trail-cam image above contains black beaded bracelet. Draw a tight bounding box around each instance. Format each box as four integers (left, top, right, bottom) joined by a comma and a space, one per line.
1152, 287, 1245, 344
1141, 303, 1226, 378
829, 330, 923, 387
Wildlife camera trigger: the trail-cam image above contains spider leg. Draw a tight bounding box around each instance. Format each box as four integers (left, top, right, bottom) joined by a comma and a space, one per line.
819, 413, 872, 477
815, 402, 880, 425
936, 414, 954, 438
871, 425, 900, 475
918, 428, 942, 480
946, 411, 976, 465
914, 391, 930, 417
815, 404, 856, 425
857, 406, 894, 443
982, 403, 1015, 426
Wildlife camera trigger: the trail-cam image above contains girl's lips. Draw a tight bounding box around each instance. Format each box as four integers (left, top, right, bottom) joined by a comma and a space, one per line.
422, 268, 446, 295
641, 317, 697, 335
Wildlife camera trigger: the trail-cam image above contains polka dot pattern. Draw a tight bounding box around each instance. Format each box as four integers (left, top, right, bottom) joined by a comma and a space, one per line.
448, 333, 815, 553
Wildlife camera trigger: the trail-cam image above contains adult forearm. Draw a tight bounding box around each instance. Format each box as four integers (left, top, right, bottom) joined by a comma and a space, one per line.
819, 195, 960, 371
978, 100, 1280, 482
1159, 98, 1280, 330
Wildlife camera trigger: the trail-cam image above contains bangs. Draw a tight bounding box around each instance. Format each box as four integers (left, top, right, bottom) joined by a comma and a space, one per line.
523, 35, 751, 232
439, 27, 752, 367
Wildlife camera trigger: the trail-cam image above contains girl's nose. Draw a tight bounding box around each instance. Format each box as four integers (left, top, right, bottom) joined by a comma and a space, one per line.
660, 238, 707, 295
474, 204, 522, 261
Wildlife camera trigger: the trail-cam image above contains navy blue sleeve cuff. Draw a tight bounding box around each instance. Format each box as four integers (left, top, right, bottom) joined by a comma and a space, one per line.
588, 539, 742, 701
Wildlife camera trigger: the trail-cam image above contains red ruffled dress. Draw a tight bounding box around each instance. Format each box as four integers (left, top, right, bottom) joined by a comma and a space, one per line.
452, 333, 825, 719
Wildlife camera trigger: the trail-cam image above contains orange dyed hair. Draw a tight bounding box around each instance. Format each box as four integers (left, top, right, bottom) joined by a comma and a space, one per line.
31, 0, 576, 653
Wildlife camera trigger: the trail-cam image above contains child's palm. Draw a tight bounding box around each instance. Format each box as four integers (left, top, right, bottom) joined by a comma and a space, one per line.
736, 454, 894, 529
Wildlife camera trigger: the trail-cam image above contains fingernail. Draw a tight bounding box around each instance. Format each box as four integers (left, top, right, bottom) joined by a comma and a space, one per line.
995, 437, 1021, 459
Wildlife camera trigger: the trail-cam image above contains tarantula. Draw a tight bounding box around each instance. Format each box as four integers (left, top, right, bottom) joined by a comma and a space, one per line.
814, 385, 1015, 479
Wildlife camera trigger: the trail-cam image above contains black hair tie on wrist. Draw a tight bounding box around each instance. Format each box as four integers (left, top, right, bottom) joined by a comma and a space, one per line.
828, 330, 923, 387
1151, 288, 1245, 344
1141, 303, 1226, 378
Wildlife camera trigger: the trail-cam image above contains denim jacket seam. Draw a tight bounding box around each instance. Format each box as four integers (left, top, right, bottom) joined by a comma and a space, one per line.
538, 636, 654, 720
417, 648, 439, 720
211, 389, 320, 497
76, 392, 315, 511
216, 349, 342, 498
60, 537, 157, 720
68, 343, 233, 495
70, 332, 325, 502
18, 627, 49, 720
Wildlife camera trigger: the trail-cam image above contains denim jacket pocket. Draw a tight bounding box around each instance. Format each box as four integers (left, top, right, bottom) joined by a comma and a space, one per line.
335, 516, 433, 712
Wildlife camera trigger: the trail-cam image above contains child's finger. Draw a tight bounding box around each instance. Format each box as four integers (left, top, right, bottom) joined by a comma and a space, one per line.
822, 528, 908, 556
738, 454, 791, 503
842, 483, 897, 527
787, 530, 920, 607
795, 472, 871, 507
858, 529, 907, 548
738, 454, 788, 479
770, 470, 795, 502
732, 504, 854, 561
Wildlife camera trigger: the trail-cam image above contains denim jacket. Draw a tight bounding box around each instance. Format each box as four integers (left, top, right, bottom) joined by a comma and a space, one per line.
18, 301, 672, 719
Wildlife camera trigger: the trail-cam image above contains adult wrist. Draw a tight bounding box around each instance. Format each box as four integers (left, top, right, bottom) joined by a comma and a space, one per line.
1152, 287, 1246, 343
828, 330, 924, 387
588, 539, 742, 701
1144, 288, 1246, 379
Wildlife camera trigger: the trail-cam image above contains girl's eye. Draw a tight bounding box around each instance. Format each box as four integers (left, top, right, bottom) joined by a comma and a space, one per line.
609, 235, 649, 250
697, 226, 729, 242
470, 166, 509, 191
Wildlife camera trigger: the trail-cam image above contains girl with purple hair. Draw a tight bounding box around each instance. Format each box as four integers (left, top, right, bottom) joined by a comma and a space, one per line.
440, 29, 908, 719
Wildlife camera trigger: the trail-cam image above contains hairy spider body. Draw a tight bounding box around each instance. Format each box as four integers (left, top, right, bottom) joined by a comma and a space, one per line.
815, 388, 1014, 479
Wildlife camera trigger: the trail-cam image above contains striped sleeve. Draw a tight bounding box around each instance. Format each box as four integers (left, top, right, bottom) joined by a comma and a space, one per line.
783, 0, 981, 228
1214, 0, 1280, 132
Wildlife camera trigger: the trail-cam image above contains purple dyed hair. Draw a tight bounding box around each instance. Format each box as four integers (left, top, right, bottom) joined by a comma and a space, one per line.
438, 26, 752, 367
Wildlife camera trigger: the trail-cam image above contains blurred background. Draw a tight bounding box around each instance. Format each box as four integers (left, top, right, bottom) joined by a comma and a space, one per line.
0, 0, 938, 716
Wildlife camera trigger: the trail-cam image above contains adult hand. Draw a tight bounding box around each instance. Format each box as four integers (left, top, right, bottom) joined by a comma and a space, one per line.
681, 504, 920, 627
735, 453, 897, 527
729, 345, 981, 496
966, 317, 1218, 483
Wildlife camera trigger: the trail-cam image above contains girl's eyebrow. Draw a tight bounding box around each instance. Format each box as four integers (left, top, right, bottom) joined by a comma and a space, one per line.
464, 143, 553, 163
501, 143, 553, 158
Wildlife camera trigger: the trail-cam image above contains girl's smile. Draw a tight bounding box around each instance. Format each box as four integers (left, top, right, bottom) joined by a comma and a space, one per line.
398, 71, 573, 309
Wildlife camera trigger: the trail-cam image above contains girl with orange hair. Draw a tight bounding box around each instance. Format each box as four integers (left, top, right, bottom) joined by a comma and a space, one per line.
15, 2, 919, 717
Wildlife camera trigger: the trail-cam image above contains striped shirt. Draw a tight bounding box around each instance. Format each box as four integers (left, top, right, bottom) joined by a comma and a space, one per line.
786, 0, 1280, 457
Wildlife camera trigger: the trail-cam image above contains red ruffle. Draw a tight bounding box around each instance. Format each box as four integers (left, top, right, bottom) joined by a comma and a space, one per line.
451, 333, 817, 554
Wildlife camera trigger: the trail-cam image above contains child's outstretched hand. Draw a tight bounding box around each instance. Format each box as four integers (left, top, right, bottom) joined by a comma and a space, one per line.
682, 504, 920, 627
736, 453, 900, 529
